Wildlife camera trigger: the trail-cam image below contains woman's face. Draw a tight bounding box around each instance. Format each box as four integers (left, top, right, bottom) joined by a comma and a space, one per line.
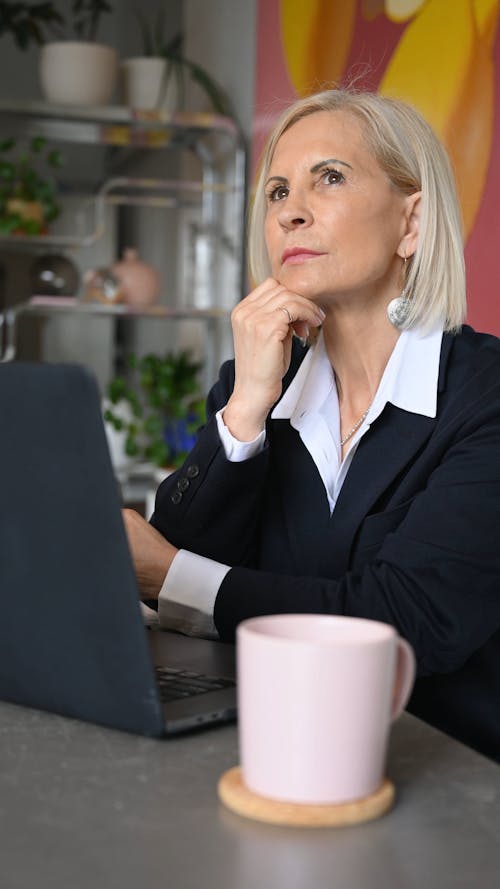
264, 110, 417, 308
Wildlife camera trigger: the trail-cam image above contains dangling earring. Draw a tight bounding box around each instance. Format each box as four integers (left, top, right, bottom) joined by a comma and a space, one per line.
387, 254, 410, 329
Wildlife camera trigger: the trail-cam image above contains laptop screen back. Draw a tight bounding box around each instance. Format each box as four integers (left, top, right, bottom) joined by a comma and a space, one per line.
0, 362, 165, 736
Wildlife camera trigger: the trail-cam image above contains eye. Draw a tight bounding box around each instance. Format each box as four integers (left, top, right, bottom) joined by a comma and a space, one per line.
266, 183, 289, 203
321, 167, 345, 186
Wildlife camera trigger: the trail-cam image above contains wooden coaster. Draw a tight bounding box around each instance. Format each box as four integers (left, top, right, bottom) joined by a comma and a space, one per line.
218, 767, 395, 828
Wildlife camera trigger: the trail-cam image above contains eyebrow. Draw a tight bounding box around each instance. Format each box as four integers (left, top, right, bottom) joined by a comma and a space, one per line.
310, 157, 353, 173
265, 157, 353, 188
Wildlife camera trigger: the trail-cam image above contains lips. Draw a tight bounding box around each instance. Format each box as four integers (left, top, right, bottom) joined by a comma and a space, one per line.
281, 247, 325, 265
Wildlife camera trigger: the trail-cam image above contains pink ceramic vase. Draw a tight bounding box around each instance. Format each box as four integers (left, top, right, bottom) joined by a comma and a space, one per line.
112, 248, 161, 307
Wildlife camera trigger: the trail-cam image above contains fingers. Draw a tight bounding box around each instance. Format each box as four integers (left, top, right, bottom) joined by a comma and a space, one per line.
233, 277, 325, 332
242, 277, 285, 304
226, 278, 325, 438
276, 305, 293, 324
292, 319, 310, 340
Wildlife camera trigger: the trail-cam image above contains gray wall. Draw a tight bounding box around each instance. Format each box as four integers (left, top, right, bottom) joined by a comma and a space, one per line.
184, 0, 256, 141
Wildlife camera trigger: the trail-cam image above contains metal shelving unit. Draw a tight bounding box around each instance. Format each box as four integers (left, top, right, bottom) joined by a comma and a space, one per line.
0, 101, 246, 388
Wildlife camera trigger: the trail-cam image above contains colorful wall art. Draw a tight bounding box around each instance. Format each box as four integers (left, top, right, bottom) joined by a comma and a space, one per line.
254, 0, 500, 334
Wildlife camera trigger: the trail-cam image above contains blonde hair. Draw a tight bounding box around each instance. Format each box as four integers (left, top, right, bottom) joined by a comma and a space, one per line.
248, 88, 466, 332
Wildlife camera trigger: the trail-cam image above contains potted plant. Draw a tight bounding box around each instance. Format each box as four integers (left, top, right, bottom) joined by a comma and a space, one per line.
120, 7, 232, 115
38, 1, 117, 106
0, 2, 116, 105
0, 135, 63, 235
103, 349, 206, 470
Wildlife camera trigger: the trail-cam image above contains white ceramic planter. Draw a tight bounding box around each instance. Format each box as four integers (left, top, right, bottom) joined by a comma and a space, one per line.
40, 42, 118, 106
102, 398, 136, 477
120, 57, 178, 112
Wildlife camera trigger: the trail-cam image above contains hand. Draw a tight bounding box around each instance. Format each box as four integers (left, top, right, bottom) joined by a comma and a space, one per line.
223, 277, 325, 440
122, 508, 178, 600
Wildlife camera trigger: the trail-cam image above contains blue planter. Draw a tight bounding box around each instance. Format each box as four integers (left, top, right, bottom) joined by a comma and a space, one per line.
163, 415, 198, 461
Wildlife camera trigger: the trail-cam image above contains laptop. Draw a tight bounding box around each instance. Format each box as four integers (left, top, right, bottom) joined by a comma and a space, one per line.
0, 361, 236, 736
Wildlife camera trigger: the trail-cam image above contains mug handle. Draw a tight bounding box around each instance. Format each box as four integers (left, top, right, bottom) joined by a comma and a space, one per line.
391, 637, 416, 720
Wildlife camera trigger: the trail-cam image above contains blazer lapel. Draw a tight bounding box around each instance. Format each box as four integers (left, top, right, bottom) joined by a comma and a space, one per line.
270, 421, 331, 575
321, 406, 436, 576
320, 331, 456, 577
270, 330, 456, 579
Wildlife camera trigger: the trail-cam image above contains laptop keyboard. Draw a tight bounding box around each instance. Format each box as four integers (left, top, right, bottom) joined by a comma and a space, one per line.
155, 666, 235, 703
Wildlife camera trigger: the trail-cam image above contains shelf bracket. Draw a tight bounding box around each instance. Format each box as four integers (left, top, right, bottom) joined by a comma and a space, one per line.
0, 310, 17, 363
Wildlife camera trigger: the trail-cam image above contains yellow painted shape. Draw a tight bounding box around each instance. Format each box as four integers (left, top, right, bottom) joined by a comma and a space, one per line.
280, 0, 357, 96
380, 0, 474, 132
379, 0, 499, 234
473, 0, 499, 44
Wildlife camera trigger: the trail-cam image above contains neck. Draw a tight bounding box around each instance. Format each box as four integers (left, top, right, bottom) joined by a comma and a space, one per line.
322, 303, 400, 413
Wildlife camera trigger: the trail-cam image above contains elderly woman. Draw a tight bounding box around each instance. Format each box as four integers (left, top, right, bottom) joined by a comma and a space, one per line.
124, 88, 500, 762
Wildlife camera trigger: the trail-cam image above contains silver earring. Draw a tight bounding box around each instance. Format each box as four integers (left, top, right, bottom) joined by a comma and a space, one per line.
387, 290, 410, 328
387, 255, 410, 329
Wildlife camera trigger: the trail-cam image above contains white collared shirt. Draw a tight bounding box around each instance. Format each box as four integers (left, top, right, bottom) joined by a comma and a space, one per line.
157, 325, 443, 636
271, 326, 442, 511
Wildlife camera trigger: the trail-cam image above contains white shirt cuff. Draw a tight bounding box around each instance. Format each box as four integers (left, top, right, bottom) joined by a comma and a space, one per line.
216, 408, 266, 461
158, 549, 230, 639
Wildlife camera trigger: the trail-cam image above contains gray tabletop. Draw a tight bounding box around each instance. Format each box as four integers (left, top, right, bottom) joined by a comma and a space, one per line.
0, 700, 499, 889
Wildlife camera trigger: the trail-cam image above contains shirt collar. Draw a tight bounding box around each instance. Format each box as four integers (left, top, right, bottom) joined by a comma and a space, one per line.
271, 324, 443, 423
271, 334, 334, 422
377, 324, 443, 419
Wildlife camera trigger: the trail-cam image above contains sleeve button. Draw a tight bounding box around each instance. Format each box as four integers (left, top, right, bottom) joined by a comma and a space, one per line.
186, 464, 200, 478
171, 491, 182, 505
177, 477, 189, 492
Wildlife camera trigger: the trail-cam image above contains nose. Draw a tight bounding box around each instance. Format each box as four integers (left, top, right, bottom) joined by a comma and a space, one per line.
277, 191, 313, 231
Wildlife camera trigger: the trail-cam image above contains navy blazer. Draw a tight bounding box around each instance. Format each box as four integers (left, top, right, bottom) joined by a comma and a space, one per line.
152, 325, 500, 761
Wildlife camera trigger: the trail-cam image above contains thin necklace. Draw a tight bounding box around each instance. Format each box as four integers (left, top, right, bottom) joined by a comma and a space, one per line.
340, 406, 371, 447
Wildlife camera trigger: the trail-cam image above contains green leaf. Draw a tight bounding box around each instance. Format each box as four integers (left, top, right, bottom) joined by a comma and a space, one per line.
43, 199, 60, 222
0, 216, 19, 233
143, 414, 163, 436
103, 407, 121, 427
30, 136, 46, 153
160, 32, 183, 60
108, 415, 124, 432
146, 440, 169, 468
135, 8, 154, 56
125, 434, 140, 458
182, 58, 233, 117
0, 161, 15, 181
107, 376, 129, 401
22, 218, 43, 235
172, 451, 188, 468
130, 396, 142, 418
47, 149, 64, 168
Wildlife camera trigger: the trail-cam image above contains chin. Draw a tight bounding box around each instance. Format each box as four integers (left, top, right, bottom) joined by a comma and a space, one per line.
277, 268, 326, 302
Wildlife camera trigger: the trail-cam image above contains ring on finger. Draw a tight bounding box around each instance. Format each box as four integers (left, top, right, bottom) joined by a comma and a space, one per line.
277, 306, 294, 324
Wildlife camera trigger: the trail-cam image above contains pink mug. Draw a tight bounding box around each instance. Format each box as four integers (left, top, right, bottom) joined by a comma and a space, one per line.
237, 614, 416, 805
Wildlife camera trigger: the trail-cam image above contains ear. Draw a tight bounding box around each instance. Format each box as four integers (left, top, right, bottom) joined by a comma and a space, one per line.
398, 191, 421, 259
